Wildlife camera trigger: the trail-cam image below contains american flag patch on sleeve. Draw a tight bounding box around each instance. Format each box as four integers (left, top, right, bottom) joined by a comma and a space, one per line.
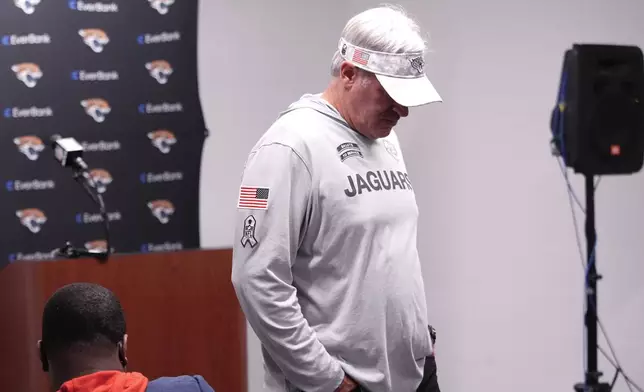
237, 186, 270, 210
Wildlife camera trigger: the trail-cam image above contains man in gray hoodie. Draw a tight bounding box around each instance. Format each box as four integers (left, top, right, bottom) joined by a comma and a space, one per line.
231, 5, 442, 392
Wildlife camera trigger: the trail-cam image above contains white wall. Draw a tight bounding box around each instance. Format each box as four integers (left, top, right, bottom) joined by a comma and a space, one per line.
198, 1, 644, 391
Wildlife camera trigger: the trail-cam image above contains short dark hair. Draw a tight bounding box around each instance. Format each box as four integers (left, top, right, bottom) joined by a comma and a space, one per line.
42, 283, 126, 355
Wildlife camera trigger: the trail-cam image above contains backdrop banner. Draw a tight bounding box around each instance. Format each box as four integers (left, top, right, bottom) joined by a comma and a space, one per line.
0, 0, 206, 268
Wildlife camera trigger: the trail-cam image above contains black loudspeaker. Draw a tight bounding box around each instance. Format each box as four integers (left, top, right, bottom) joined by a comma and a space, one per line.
551, 44, 644, 175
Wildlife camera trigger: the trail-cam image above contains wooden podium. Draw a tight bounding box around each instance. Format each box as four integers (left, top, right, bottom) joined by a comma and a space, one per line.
0, 248, 246, 392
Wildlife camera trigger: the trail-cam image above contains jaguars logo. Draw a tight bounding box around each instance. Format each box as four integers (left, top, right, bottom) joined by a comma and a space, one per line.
147, 199, 175, 224
147, 130, 177, 154
14, 0, 41, 14
11, 63, 43, 88
78, 29, 110, 53
148, 0, 174, 15
14, 135, 45, 161
85, 239, 108, 253
16, 208, 47, 234
81, 98, 111, 123
145, 60, 173, 84
88, 169, 113, 193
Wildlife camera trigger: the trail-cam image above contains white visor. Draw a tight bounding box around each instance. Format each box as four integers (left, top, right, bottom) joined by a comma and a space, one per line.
338, 38, 442, 107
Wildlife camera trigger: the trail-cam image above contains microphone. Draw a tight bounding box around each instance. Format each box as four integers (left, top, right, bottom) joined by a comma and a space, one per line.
49, 134, 111, 263
50, 134, 89, 172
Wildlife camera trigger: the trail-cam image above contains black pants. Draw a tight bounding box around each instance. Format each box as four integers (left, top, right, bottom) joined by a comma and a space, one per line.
416, 353, 440, 392
416, 324, 440, 392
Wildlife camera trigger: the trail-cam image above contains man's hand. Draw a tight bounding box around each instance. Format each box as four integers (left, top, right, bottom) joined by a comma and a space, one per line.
335, 375, 358, 392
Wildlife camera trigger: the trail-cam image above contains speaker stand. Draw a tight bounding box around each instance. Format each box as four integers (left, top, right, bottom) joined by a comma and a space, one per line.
573, 174, 610, 392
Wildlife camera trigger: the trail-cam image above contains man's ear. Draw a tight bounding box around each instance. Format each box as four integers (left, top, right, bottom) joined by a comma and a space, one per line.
118, 334, 128, 368
38, 340, 49, 372
339, 61, 360, 87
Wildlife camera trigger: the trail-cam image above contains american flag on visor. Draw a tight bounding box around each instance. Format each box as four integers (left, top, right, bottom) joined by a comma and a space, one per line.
238, 186, 270, 210
352, 49, 370, 66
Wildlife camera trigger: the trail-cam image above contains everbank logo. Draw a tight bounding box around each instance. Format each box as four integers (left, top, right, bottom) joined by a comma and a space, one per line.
140, 171, 183, 184
4, 106, 53, 119
6, 178, 55, 192
138, 101, 183, 114
2, 33, 51, 46
140, 241, 183, 253
9, 250, 57, 263
69, 1, 119, 12
75, 210, 122, 224
137, 31, 181, 45
71, 69, 119, 82
12, 63, 43, 88
80, 139, 121, 152
14, 135, 45, 160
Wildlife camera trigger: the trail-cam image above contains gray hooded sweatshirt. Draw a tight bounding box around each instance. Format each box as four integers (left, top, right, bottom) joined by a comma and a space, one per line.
231, 94, 432, 392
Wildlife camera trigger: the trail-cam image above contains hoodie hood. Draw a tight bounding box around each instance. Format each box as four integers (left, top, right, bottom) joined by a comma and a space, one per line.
57, 371, 148, 392
279, 93, 350, 129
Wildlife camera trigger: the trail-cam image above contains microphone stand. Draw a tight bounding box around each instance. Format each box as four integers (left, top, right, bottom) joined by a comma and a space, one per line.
55, 165, 111, 263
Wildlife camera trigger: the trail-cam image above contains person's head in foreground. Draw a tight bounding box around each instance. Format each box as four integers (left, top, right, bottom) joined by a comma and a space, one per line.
38, 282, 215, 392
38, 282, 133, 391
322, 4, 442, 141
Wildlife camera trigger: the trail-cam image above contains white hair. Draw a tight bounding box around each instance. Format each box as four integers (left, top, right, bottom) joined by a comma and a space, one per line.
330, 4, 428, 76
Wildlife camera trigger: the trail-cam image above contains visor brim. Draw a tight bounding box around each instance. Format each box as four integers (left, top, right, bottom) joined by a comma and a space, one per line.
376, 74, 442, 107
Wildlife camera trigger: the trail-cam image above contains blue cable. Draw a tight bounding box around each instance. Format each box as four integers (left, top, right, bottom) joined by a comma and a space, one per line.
585, 242, 597, 287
